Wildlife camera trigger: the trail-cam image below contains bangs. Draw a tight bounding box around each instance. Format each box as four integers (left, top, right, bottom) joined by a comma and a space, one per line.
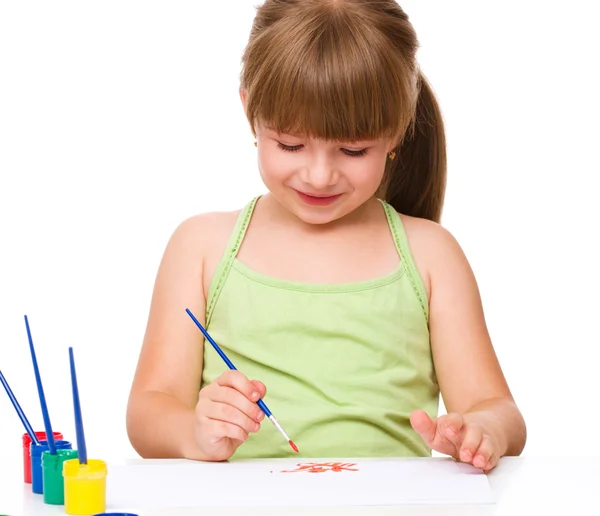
242, 8, 417, 143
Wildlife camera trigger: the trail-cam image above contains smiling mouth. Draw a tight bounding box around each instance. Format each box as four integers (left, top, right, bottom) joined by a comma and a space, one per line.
294, 190, 342, 206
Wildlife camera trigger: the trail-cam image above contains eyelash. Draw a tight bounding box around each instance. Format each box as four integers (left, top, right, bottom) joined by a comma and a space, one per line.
277, 142, 367, 157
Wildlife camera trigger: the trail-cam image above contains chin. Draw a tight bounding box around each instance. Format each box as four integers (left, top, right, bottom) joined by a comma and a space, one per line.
294, 209, 342, 225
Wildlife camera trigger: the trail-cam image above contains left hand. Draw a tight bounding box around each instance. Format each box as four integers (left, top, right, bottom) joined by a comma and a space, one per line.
410, 410, 501, 471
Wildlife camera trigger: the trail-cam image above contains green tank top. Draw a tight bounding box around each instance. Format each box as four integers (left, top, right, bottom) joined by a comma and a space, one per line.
201, 196, 439, 458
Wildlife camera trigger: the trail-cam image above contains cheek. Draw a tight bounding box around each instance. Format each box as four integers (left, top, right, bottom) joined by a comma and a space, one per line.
346, 157, 387, 189
257, 150, 292, 184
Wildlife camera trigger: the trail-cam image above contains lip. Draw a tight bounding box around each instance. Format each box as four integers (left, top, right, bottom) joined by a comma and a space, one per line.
294, 190, 342, 206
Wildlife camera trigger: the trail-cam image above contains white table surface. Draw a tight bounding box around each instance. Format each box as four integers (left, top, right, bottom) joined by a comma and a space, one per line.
1, 456, 598, 515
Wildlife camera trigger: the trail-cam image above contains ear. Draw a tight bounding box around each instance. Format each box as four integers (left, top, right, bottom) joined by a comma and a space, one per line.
388, 132, 402, 152
239, 88, 257, 137
239, 88, 248, 112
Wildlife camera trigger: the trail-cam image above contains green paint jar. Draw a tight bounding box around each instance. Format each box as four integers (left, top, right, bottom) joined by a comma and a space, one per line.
42, 448, 79, 505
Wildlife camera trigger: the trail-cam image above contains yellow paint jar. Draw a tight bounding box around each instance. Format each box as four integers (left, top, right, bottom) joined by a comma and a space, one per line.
63, 458, 107, 515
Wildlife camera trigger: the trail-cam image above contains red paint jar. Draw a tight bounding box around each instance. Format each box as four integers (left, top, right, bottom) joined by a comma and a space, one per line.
22, 431, 63, 483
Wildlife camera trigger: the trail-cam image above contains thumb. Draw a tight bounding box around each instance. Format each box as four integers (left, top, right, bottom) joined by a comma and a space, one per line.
410, 410, 437, 445
251, 380, 267, 399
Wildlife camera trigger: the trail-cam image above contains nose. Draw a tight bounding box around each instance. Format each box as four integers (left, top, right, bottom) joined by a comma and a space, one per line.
301, 153, 338, 190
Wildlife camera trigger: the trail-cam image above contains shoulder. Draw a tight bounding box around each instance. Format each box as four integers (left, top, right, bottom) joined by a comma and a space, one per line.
168, 209, 241, 248
164, 209, 241, 264
398, 212, 464, 259
162, 208, 243, 296
396, 212, 471, 300
158, 209, 240, 276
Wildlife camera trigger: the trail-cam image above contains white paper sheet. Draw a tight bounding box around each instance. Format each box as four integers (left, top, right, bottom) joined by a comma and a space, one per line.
104, 457, 494, 509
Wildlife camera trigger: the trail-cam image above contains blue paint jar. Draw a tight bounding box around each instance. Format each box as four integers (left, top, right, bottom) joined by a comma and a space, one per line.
30, 439, 72, 494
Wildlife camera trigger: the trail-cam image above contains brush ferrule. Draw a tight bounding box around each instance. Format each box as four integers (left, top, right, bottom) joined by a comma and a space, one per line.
268, 415, 291, 441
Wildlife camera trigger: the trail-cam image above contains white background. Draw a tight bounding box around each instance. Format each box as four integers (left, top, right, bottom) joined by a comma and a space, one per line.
0, 0, 598, 470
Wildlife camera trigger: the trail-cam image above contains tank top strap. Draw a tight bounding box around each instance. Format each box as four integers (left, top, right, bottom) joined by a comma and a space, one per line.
379, 199, 429, 323
205, 195, 260, 325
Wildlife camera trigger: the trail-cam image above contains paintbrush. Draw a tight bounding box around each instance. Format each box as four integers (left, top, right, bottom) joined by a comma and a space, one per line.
0, 369, 40, 445
185, 308, 298, 453
69, 347, 87, 464
24, 315, 57, 454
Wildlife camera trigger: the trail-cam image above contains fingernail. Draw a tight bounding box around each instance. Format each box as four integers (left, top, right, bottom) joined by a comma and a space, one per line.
474, 455, 485, 467
256, 411, 265, 421
447, 426, 456, 436
251, 391, 259, 400
461, 450, 472, 461
254, 422, 260, 432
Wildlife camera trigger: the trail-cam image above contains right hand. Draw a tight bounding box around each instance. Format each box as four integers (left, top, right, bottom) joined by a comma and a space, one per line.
194, 370, 267, 461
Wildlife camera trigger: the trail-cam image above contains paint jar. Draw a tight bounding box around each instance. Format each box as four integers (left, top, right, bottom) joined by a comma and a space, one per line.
22, 431, 63, 483
42, 448, 79, 505
30, 439, 72, 494
63, 458, 107, 515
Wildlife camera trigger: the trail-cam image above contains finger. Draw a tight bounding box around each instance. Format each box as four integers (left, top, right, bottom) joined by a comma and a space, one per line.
471, 435, 496, 470
251, 380, 267, 399
201, 416, 249, 443
209, 385, 265, 424
217, 370, 261, 402
410, 410, 437, 445
437, 413, 465, 448
458, 424, 484, 464
483, 453, 499, 471
205, 391, 263, 435
206, 401, 261, 435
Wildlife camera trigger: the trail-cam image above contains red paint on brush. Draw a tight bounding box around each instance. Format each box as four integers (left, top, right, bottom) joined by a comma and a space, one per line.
289, 440, 299, 453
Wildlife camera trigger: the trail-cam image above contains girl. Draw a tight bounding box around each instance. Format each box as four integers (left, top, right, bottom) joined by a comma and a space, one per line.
126, 0, 526, 471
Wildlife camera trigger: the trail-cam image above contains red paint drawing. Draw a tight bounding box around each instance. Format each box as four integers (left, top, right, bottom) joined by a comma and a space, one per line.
281, 462, 359, 473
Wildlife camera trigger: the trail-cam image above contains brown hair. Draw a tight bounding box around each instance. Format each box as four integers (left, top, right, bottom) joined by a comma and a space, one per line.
240, 0, 447, 222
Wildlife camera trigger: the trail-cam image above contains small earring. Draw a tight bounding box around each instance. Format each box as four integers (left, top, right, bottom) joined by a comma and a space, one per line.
254, 141, 257, 147
388, 151, 396, 160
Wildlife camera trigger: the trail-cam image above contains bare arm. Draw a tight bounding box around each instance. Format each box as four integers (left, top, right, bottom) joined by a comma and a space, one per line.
405, 217, 526, 468
126, 215, 208, 459
430, 224, 525, 456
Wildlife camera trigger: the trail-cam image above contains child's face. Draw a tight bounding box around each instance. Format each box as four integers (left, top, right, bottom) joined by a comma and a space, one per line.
254, 124, 396, 225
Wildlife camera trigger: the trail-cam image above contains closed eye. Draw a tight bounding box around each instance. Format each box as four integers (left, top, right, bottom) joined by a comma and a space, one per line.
277, 142, 303, 152
277, 142, 368, 157
342, 148, 367, 157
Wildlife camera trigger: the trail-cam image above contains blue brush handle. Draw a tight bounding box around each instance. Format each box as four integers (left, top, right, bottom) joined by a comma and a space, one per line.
185, 309, 273, 418
0, 370, 40, 445
69, 347, 87, 464
24, 315, 56, 454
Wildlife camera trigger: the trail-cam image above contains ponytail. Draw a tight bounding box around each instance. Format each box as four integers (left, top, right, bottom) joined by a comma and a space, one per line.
380, 72, 447, 223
